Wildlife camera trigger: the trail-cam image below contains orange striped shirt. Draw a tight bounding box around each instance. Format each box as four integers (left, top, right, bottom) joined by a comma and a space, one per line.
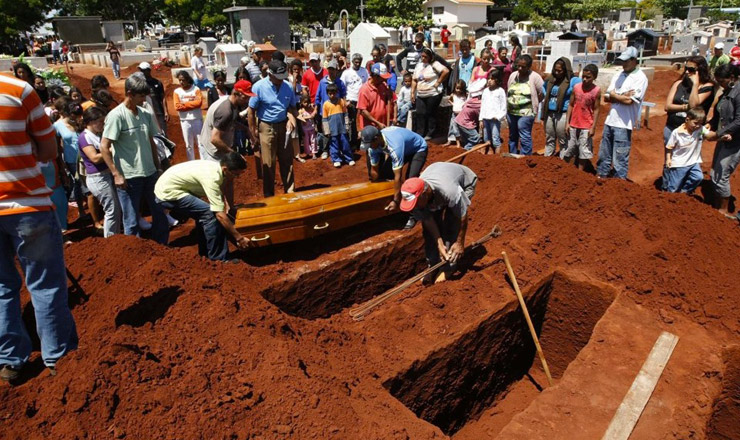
0, 73, 55, 215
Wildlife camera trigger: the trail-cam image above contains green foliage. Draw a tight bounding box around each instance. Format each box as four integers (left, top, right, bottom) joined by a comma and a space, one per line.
367, 0, 426, 25
57, 0, 166, 30
0, 0, 52, 47
35, 67, 71, 86
375, 14, 432, 29
530, 12, 557, 31
162, 0, 230, 30
655, 0, 690, 19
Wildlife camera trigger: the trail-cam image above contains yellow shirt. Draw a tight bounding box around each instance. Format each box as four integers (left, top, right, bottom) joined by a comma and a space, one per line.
154, 160, 225, 212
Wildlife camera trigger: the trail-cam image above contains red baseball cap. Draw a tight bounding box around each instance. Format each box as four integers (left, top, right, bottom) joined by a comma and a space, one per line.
233, 79, 256, 97
399, 178, 426, 212
731, 46, 740, 58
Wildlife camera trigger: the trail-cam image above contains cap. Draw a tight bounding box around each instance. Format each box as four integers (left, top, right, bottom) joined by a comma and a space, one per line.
617, 46, 638, 61
233, 80, 256, 97
351, 53, 363, 61
715, 42, 725, 50
253, 47, 263, 53
371, 62, 392, 79
399, 178, 426, 212
360, 126, 380, 150
138, 62, 151, 70
327, 59, 339, 70
309, 53, 320, 61
240, 56, 249, 64
267, 60, 289, 80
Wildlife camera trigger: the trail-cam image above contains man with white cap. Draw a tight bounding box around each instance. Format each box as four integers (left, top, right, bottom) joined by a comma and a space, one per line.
138, 62, 169, 135
301, 53, 328, 103
248, 60, 299, 197
597, 46, 649, 180
399, 162, 478, 283
246, 47, 263, 83
710, 42, 730, 75
341, 53, 369, 148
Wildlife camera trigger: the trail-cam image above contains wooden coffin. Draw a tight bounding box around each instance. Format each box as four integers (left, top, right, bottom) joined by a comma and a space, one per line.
234, 181, 395, 247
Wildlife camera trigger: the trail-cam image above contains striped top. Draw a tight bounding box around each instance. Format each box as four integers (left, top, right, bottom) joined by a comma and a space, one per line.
0, 74, 55, 215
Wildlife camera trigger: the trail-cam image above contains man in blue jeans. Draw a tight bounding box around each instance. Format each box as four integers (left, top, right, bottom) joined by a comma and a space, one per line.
154, 152, 251, 260
598, 46, 649, 179
0, 74, 78, 382
101, 74, 168, 244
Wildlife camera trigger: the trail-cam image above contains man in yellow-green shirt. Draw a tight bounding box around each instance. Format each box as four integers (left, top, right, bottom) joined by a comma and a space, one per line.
154, 152, 250, 261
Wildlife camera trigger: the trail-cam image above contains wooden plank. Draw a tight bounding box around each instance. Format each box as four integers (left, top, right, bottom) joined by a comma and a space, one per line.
601, 331, 679, 440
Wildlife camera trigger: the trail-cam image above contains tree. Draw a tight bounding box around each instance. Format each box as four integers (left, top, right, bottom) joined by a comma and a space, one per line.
57, 0, 166, 32
162, 0, 231, 30
0, 0, 55, 50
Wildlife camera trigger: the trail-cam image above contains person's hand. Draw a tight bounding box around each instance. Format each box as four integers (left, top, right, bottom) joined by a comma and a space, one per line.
624, 90, 635, 97
665, 157, 672, 168
565, 123, 571, 133
287, 118, 295, 133
164, 113, 170, 122
385, 200, 399, 212
250, 129, 259, 146
449, 242, 464, 264
113, 173, 127, 189
437, 240, 450, 262
588, 127, 595, 138
721, 133, 733, 142
236, 236, 250, 250
690, 72, 699, 85
411, 96, 416, 105
378, 122, 387, 129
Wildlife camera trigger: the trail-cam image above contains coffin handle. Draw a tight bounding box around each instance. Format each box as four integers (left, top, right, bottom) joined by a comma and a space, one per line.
313, 222, 330, 230
250, 234, 271, 242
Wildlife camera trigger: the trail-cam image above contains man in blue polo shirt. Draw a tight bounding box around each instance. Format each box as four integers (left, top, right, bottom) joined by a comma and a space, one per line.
247, 59, 298, 197
361, 125, 428, 229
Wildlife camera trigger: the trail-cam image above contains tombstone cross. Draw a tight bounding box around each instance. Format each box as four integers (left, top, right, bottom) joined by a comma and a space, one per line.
357, 0, 366, 22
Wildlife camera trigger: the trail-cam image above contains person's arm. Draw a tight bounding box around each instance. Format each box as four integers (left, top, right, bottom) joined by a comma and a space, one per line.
448, 213, 467, 263
176, 89, 203, 111
590, 89, 602, 137
161, 85, 170, 122
565, 93, 575, 133
370, 162, 380, 181
173, 90, 185, 111
210, 127, 233, 154
689, 83, 713, 109
421, 216, 450, 261
385, 167, 403, 211
247, 107, 259, 146
411, 75, 418, 104
717, 91, 740, 138
81, 145, 104, 164
396, 48, 409, 74
214, 211, 250, 249
435, 64, 450, 90
149, 136, 161, 171
664, 81, 685, 112
360, 109, 386, 129
665, 143, 673, 167
100, 137, 126, 188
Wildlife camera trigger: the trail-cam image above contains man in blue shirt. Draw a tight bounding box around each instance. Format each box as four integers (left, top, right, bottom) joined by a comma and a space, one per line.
247, 60, 298, 197
361, 125, 428, 229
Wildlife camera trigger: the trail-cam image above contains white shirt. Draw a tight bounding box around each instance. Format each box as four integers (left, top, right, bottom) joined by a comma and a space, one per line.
479, 87, 507, 121
666, 124, 706, 168
340, 67, 369, 102
398, 85, 412, 104
604, 68, 648, 130
51, 40, 60, 51
190, 55, 208, 81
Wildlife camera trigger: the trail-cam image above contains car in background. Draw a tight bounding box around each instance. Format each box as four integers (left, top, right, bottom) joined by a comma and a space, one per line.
158, 32, 186, 46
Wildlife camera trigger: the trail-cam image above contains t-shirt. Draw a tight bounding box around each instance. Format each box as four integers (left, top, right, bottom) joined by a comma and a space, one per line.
369, 127, 427, 169
569, 83, 601, 130
710, 54, 730, 73
413, 61, 445, 98
108, 48, 120, 62
441, 29, 451, 44
200, 96, 238, 160
411, 162, 478, 221
397, 46, 423, 73
53, 119, 79, 164
605, 68, 649, 130
398, 85, 412, 105
146, 77, 166, 115
340, 67, 369, 102
451, 93, 467, 113
322, 98, 348, 136
455, 97, 482, 130
479, 87, 507, 121
357, 81, 393, 129
543, 77, 582, 112
248, 77, 297, 124
315, 77, 347, 116
78, 129, 108, 175
457, 56, 476, 86
190, 56, 208, 81
174, 85, 204, 121
666, 81, 714, 130
665, 124, 706, 168
507, 81, 534, 117
301, 68, 328, 102
0, 74, 55, 215
154, 160, 225, 212
101, 103, 158, 178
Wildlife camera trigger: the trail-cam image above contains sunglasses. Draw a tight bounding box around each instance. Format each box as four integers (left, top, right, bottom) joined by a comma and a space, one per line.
685, 66, 697, 73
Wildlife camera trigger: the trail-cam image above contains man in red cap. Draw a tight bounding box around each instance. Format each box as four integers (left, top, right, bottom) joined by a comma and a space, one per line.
400, 162, 478, 283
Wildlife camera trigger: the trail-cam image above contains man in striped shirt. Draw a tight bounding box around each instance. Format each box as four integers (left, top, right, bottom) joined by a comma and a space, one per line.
0, 73, 78, 383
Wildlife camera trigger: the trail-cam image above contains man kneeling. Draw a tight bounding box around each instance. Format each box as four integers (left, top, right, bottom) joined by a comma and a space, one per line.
154, 152, 251, 260
399, 162, 478, 283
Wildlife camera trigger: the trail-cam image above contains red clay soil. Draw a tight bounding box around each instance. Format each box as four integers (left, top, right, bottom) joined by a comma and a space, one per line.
1, 64, 737, 439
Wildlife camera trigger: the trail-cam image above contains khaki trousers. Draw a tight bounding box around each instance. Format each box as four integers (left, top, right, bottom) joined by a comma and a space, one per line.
258, 120, 294, 197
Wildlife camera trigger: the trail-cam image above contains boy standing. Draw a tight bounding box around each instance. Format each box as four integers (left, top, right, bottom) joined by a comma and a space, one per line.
397, 73, 413, 126
323, 83, 355, 168
563, 64, 602, 170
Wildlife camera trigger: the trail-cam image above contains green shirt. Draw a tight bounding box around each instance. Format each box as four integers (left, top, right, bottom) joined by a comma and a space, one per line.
102, 103, 158, 178
710, 54, 730, 73
154, 160, 225, 212
507, 81, 534, 117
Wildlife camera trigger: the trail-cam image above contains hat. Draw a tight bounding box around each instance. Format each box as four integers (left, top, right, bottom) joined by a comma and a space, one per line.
371, 62, 392, 79
138, 62, 151, 70
617, 46, 638, 61
731, 46, 740, 58
253, 47, 263, 54
715, 42, 725, 50
309, 53, 320, 61
267, 60, 289, 80
241, 56, 249, 64
399, 178, 426, 212
233, 80, 256, 97
351, 53, 363, 61
360, 126, 380, 150
327, 59, 339, 70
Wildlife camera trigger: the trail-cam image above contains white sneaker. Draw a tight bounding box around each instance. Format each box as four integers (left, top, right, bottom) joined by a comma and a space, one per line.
333, 162, 341, 168
321, 152, 329, 160
348, 160, 356, 166
166, 213, 179, 227
138, 217, 152, 231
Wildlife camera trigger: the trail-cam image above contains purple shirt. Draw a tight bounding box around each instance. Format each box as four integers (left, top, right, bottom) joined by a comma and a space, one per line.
78, 130, 109, 174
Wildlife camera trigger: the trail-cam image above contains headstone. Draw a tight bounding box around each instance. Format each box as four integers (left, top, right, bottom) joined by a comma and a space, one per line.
619, 8, 636, 24
654, 15, 664, 30
687, 6, 706, 22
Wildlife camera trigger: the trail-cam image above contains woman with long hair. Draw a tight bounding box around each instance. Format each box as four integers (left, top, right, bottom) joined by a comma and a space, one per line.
664, 56, 715, 145
173, 70, 204, 161
709, 64, 740, 218
411, 47, 450, 140
13, 62, 34, 85
542, 57, 580, 157
207, 71, 231, 108
509, 35, 523, 62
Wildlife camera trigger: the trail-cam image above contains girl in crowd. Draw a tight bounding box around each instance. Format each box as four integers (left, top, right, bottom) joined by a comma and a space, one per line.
69, 87, 87, 105
173, 71, 204, 161
33, 76, 49, 104
506, 54, 544, 155
411, 47, 450, 140
54, 98, 88, 221
13, 62, 34, 85
106, 41, 121, 80
509, 35, 523, 62
493, 47, 512, 91
480, 69, 507, 154
207, 71, 231, 108
446, 80, 468, 148
298, 95, 318, 159
542, 57, 580, 157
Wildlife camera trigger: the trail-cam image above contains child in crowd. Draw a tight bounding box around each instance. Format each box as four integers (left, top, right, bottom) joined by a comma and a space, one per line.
663, 107, 726, 193
322, 83, 355, 168
298, 95, 318, 159
397, 73, 413, 126
446, 80, 468, 148
562, 64, 601, 170
479, 69, 507, 154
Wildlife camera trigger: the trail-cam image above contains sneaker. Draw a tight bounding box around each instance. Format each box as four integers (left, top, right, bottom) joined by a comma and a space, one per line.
138, 217, 152, 231
424, 135, 433, 141
403, 217, 416, 229
295, 155, 306, 163
0, 365, 20, 382
166, 214, 179, 227
333, 162, 341, 168
68, 201, 78, 208
348, 160, 356, 166
321, 152, 329, 160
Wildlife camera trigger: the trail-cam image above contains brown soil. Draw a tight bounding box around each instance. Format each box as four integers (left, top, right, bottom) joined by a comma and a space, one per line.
1, 63, 738, 440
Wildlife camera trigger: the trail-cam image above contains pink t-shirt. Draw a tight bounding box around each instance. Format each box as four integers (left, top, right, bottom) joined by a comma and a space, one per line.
454, 96, 482, 130
569, 83, 601, 130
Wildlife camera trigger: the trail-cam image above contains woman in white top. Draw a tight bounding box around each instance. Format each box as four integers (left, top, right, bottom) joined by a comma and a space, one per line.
411, 47, 450, 140
173, 71, 204, 161
190, 47, 211, 90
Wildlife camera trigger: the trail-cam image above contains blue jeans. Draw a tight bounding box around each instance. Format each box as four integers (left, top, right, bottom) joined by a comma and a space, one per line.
663, 126, 673, 146
458, 124, 480, 150
329, 133, 353, 163
117, 173, 168, 244
112, 60, 120, 79
397, 101, 412, 125
507, 114, 534, 155
0, 211, 78, 368
662, 164, 703, 193
156, 195, 228, 261
483, 119, 502, 148
597, 125, 633, 179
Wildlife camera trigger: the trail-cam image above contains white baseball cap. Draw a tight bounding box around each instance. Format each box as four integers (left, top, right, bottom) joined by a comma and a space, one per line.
715, 42, 725, 50
138, 62, 151, 70
309, 53, 320, 61
617, 46, 639, 61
